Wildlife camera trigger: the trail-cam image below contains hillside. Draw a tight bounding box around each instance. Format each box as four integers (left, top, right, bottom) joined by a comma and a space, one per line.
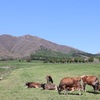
0, 34, 93, 59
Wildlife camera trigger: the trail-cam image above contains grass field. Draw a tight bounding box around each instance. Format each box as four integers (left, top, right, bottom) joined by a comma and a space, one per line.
0, 60, 100, 100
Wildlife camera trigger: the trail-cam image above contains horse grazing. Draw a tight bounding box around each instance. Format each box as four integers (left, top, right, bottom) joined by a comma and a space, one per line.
81, 75, 100, 92
57, 77, 83, 95
46, 75, 53, 83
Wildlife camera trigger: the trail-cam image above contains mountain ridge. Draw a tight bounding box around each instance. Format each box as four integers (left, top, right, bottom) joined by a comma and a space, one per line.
0, 34, 93, 59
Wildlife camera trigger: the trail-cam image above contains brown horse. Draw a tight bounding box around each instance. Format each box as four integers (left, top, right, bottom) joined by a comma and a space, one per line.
25, 82, 41, 88
81, 75, 100, 92
57, 77, 83, 95
41, 83, 57, 90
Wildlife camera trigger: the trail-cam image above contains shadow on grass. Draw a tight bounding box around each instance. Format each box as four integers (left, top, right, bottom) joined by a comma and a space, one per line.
86, 91, 100, 94
59, 92, 82, 95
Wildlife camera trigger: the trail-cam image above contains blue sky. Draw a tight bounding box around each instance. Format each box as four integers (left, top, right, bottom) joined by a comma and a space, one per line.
0, 0, 100, 54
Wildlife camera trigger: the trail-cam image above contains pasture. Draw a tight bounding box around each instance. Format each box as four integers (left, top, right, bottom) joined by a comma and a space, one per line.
0, 60, 100, 100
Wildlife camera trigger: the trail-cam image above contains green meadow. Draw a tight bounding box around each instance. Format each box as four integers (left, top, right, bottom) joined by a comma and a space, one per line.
0, 60, 100, 100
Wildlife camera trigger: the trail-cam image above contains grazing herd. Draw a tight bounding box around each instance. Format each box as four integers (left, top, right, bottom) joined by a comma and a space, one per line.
25, 75, 100, 96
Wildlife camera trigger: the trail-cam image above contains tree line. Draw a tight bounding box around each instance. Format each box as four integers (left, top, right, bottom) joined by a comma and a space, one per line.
30, 54, 95, 63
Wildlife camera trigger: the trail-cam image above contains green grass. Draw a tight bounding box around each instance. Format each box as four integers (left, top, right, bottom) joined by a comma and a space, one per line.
0, 60, 100, 100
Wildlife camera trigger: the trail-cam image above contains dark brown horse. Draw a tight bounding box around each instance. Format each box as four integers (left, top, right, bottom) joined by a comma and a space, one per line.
46, 75, 53, 83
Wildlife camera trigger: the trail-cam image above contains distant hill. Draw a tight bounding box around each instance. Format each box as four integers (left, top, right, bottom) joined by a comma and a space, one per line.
95, 53, 100, 57
0, 34, 94, 59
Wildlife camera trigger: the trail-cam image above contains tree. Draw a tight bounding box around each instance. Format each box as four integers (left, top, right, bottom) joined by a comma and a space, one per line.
88, 57, 94, 62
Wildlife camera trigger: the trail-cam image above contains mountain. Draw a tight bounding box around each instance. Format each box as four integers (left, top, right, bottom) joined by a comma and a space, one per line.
0, 34, 93, 59
95, 53, 100, 56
